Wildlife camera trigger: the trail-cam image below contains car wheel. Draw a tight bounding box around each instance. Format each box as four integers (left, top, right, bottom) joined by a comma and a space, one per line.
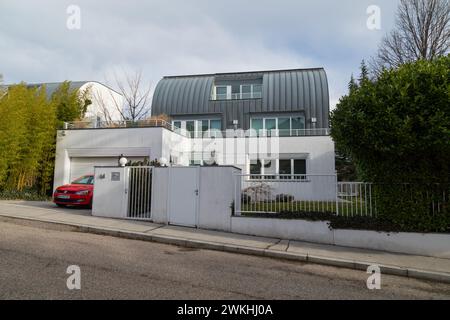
56, 204, 66, 208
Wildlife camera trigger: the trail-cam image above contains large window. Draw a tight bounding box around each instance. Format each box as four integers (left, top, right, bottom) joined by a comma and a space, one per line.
214, 84, 262, 100
250, 158, 307, 180
250, 116, 306, 136
215, 86, 228, 100
278, 118, 291, 137
172, 119, 222, 138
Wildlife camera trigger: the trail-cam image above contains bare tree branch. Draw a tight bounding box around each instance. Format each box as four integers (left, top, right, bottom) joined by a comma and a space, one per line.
371, 0, 449, 75
96, 70, 152, 122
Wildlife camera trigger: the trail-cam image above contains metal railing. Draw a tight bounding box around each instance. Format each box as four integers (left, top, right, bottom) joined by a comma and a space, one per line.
337, 182, 375, 217
235, 175, 379, 217
63, 120, 329, 138
64, 119, 175, 131
235, 177, 449, 219
183, 128, 330, 138
127, 166, 153, 220
211, 92, 262, 100
235, 174, 339, 215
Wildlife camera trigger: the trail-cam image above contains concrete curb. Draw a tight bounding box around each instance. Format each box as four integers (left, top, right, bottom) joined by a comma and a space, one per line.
1, 214, 449, 284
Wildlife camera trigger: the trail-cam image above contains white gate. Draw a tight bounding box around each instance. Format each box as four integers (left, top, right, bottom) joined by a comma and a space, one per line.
167, 167, 199, 227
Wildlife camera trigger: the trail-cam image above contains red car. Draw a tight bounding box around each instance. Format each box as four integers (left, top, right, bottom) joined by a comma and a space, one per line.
53, 174, 94, 208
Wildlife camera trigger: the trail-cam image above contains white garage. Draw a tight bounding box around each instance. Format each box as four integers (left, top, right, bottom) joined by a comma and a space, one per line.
69, 157, 147, 182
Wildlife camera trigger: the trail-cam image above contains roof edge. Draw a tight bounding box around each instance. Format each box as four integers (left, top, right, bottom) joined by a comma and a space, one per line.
163, 67, 326, 79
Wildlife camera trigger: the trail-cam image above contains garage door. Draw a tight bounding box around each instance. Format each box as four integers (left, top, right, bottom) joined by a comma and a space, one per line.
69, 157, 146, 182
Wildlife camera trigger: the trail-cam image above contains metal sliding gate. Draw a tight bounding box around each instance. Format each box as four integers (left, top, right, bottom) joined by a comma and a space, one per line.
127, 166, 152, 220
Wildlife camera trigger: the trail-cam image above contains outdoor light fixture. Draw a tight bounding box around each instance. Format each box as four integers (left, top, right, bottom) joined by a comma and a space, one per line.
159, 157, 168, 167
118, 154, 128, 167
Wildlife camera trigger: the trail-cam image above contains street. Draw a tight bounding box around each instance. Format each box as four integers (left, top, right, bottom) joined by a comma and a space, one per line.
0, 219, 449, 299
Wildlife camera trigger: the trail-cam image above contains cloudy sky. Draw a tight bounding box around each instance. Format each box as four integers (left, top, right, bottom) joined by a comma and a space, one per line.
0, 0, 400, 109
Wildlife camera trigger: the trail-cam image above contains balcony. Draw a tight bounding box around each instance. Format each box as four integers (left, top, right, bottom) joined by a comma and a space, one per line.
211, 91, 262, 101
63, 119, 175, 131
63, 120, 329, 138
184, 128, 330, 138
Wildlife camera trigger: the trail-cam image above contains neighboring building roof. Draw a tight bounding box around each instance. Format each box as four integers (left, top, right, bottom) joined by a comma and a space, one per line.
6, 81, 122, 98
26, 81, 89, 98
152, 68, 330, 129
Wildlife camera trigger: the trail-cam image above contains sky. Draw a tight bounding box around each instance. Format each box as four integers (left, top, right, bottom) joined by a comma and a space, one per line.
0, 0, 400, 109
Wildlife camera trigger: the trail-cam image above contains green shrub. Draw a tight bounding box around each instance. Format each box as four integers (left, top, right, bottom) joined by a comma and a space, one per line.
0, 188, 50, 201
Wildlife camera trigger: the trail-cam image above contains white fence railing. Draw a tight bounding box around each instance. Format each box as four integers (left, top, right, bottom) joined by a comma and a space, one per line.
235, 174, 377, 217
235, 176, 449, 219
337, 182, 375, 217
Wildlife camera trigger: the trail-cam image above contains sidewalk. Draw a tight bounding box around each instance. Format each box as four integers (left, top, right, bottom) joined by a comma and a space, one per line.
1, 200, 449, 283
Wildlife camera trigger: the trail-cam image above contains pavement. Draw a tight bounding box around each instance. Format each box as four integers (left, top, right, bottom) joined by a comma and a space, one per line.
0, 200, 450, 284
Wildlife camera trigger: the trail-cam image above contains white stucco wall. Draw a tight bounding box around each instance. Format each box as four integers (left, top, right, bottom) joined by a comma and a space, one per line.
80, 82, 124, 121
92, 166, 128, 219
230, 216, 450, 259
197, 166, 240, 232
53, 127, 189, 191
231, 216, 334, 244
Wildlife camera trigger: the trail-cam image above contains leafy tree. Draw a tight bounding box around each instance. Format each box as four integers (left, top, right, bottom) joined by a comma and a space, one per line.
331, 56, 449, 183
52, 81, 91, 127
331, 56, 449, 231
0, 81, 91, 196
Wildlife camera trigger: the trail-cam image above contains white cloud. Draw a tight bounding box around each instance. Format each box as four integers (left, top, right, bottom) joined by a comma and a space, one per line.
0, 0, 400, 108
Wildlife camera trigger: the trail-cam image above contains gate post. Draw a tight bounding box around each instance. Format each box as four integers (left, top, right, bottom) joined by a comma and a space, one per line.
335, 174, 339, 216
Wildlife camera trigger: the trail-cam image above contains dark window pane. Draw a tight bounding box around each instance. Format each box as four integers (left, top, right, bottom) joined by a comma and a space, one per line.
210, 119, 221, 130
250, 160, 262, 175
241, 85, 251, 99
265, 118, 276, 136
294, 159, 306, 175
201, 120, 209, 132
173, 121, 181, 128
186, 121, 195, 138
278, 118, 290, 136
251, 119, 262, 136
253, 84, 262, 93
291, 117, 305, 135
279, 160, 291, 176
216, 86, 227, 100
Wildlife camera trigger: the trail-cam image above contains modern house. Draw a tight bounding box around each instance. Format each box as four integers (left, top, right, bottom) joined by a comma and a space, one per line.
152, 68, 334, 178
53, 68, 335, 191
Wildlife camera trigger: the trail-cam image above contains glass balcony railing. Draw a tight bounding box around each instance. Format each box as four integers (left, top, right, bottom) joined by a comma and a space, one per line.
211, 91, 262, 101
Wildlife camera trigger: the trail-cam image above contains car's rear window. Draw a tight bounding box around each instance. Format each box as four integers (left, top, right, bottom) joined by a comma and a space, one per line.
71, 176, 94, 185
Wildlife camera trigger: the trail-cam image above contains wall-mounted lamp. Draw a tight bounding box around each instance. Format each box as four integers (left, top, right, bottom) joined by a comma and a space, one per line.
118, 154, 128, 167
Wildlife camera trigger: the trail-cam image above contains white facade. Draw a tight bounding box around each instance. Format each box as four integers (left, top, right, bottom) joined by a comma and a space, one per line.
54, 127, 335, 191
78, 81, 124, 121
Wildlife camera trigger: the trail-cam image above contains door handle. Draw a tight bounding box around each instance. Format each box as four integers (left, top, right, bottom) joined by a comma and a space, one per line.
194, 189, 199, 196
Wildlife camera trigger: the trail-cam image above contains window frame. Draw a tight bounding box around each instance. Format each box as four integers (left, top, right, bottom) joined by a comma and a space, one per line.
248, 158, 308, 181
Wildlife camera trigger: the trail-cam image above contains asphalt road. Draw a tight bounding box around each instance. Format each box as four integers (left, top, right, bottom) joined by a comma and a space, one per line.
0, 219, 449, 300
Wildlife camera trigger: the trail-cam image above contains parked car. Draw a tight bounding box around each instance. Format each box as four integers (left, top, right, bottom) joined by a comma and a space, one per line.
53, 174, 94, 208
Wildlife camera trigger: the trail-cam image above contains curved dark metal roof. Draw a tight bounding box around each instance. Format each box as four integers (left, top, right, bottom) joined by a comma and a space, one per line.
151, 68, 329, 128
152, 75, 214, 115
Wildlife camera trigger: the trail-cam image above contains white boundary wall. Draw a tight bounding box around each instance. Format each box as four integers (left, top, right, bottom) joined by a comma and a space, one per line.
231, 216, 450, 259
